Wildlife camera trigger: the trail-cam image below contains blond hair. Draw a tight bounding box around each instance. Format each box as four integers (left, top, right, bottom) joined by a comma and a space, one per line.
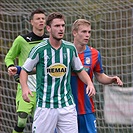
72, 19, 91, 32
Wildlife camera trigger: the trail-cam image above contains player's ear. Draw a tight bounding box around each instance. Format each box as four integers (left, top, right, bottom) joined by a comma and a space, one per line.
72, 30, 77, 37
46, 25, 51, 32
31, 19, 33, 26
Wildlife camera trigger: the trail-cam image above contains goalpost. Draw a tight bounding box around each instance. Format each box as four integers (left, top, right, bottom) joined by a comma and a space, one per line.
0, 0, 133, 133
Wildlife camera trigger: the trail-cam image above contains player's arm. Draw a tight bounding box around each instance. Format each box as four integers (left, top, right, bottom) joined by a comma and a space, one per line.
8, 66, 36, 76
77, 70, 96, 97
4, 36, 22, 68
94, 51, 123, 86
20, 45, 39, 102
8, 66, 17, 76
95, 72, 123, 86
5, 36, 24, 82
20, 69, 33, 102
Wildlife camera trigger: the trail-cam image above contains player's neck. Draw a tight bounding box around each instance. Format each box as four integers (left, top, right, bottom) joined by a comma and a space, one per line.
49, 37, 62, 50
33, 29, 44, 37
74, 42, 86, 53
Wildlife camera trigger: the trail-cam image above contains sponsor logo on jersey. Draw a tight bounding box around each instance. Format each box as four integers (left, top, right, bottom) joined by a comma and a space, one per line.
47, 63, 67, 78
85, 57, 90, 64
26, 37, 32, 41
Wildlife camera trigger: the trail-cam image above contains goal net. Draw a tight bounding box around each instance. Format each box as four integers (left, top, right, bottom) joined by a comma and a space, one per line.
0, 0, 133, 133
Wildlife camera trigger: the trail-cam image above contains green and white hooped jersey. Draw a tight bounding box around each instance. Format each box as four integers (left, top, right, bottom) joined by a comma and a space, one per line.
22, 39, 83, 108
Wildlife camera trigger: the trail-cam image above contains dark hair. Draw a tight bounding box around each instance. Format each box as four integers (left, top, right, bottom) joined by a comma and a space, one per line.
46, 12, 65, 26
30, 8, 45, 20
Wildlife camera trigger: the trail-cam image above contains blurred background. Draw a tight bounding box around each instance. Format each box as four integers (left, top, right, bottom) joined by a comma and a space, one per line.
0, 0, 133, 132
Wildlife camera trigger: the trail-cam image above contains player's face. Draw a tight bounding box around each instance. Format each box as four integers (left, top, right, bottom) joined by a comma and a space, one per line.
47, 18, 65, 41
31, 13, 46, 31
74, 24, 91, 46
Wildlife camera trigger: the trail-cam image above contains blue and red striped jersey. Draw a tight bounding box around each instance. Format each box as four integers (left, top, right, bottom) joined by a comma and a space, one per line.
71, 45, 104, 114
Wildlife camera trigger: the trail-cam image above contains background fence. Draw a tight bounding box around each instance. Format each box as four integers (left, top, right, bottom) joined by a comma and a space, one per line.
0, 0, 133, 132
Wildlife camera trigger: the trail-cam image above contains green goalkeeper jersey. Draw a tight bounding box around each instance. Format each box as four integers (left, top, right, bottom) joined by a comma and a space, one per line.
5, 32, 48, 91
22, 39, 83, 108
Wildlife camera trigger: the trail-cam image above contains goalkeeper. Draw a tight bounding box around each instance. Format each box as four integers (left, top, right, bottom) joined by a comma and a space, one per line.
71, 19, 123, 133
4, 8, 48, 133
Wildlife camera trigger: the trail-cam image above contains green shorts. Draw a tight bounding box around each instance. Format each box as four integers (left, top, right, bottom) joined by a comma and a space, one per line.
16, 88, 36, 117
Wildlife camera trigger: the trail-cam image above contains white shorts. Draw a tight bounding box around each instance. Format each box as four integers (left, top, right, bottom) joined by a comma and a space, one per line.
32, 105, 78, 133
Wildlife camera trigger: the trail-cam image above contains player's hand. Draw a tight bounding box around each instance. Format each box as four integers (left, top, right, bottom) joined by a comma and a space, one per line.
86, 84, 96, 97
113, 76, 123, 86
8, 66, 17, 76
22, 87, 33, 102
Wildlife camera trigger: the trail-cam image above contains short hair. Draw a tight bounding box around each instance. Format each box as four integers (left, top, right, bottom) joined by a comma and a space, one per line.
46, 12, 65, 26
72, 19, 91, 32
30, 8, 46, 20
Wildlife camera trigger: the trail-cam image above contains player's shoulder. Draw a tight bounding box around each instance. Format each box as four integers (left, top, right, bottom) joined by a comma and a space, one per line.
21, 32, 33, 42
32, 38, 49, 50
21, 32, 49, 42
39, 38, 49, 46
62, 40, 76, 49
62, 40, 73, 45
14, 35, 25, 40
87, 45, 99, 53
13, 35, 27, 43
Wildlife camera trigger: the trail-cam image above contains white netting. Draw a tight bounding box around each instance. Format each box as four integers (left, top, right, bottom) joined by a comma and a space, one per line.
0, 0, 133, 133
